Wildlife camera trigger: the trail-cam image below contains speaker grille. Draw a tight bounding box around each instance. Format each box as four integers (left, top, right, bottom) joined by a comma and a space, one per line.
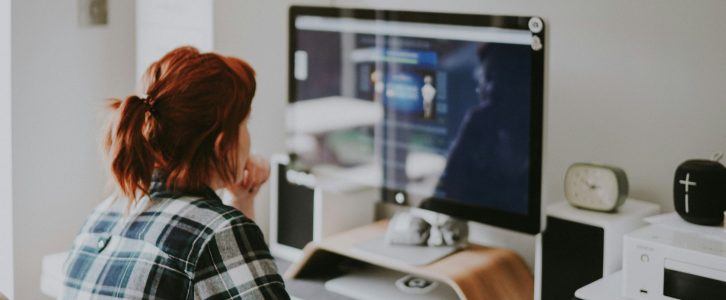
277, 164, 315, 250
541, 216, 604, 300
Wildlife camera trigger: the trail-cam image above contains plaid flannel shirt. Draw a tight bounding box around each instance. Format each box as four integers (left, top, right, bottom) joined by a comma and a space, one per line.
61, 176, 290, 300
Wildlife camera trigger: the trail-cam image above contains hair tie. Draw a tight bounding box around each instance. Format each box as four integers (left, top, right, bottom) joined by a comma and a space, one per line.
137, 96, 157, 116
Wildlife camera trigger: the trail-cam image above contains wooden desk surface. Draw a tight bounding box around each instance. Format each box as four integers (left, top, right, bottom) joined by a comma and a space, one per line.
286, 220, 533, 300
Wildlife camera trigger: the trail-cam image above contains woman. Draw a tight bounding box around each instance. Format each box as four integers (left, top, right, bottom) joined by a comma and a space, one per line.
60, 47, 290, 299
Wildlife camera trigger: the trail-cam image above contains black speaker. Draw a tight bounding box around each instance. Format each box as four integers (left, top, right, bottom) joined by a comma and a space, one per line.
276, 162, 316, 251
673, 159, 726, 225
269, 154, 378, 261
541, 216, 604, 300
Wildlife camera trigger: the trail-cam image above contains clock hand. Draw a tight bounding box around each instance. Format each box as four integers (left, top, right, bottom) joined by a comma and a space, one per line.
579, 178, 597, 189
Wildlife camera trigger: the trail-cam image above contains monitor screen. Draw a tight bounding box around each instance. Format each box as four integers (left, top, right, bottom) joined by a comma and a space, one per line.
288, 6, 545, 234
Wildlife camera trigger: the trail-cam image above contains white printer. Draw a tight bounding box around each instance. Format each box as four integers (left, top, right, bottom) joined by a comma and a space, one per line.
622, 215, 726, 299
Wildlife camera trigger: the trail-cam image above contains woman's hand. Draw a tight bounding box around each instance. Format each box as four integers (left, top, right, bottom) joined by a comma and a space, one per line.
226, 154, 270, 220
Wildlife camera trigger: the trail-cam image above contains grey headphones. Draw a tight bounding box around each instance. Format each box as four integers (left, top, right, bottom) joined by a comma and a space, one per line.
384, 211, 469, 247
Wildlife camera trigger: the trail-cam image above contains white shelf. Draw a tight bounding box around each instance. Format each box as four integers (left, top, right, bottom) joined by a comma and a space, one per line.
287, 96, 383, 135
547, 199, 660, 229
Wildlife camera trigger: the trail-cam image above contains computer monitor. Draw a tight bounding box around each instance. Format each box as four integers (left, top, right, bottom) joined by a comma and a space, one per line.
287, 6, 545, 234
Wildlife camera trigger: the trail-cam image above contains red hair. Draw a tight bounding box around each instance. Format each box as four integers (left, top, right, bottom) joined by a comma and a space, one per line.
105, 46, 256, 201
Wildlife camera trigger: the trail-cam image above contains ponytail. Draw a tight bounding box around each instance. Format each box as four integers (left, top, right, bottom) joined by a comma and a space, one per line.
107, 95, 159, 201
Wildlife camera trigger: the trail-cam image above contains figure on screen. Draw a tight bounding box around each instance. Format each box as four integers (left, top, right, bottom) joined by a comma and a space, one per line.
421, 75, 437, 119
438, 44, 532, 213
371, 70, 385, 102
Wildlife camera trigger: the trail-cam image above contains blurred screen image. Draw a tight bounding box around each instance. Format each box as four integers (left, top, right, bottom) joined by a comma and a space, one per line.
289, 15, 534, 215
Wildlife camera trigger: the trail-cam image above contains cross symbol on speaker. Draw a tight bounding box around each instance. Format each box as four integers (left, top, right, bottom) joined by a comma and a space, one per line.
679, 172, 697, 213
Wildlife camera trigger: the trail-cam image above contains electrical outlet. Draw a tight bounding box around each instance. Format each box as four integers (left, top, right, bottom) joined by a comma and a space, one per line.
79, 0, 107, 26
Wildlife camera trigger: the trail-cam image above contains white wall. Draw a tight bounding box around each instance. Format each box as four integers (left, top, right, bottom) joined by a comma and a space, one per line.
215, 0, 726, 267
0, 0, 13, 297
136, 0, 213, 80
11, 0, 135, 299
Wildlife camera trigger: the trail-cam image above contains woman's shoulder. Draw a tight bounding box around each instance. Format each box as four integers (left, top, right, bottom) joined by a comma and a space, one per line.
180, 196, 258, 236
162, 197, 267, 270
146, 195, 257, 253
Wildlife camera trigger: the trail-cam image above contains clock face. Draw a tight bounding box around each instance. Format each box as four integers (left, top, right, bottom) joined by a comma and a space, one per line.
565, 164, 624, 211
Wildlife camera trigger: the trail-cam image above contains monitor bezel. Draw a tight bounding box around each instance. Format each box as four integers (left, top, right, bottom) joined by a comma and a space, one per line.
288, 5, 545, 234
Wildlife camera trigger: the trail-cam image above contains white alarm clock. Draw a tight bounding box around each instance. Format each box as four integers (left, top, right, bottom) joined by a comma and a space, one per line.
564, 162, 629, 212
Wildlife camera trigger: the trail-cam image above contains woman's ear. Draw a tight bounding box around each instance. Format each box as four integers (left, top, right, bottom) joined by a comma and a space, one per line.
213, 132, 224, 155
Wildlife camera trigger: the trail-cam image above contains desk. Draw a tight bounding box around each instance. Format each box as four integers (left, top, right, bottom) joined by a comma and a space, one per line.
574, 271, 627, 300
40, 252, 67, 298
287, 220, 534, 300
276, 259, 353, 300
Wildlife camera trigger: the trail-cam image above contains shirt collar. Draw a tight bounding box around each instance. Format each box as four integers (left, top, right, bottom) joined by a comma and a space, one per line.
149, 170, 221, 201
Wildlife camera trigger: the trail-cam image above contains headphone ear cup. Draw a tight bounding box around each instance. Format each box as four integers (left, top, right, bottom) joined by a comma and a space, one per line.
385, 212, 431, 246
440, 218, 469, 246
427, 225, 444, 246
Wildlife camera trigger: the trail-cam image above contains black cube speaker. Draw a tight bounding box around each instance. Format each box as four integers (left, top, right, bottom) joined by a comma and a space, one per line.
536, 200, 659, 300
269, 154, 378, 262
541, 216, 603, 300
673, 159, 726, 225
276, 161, 316, 250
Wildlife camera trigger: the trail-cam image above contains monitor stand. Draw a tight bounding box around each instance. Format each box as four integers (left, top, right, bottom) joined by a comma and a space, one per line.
352, 236, 461, 266
285, 219, 535, 300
